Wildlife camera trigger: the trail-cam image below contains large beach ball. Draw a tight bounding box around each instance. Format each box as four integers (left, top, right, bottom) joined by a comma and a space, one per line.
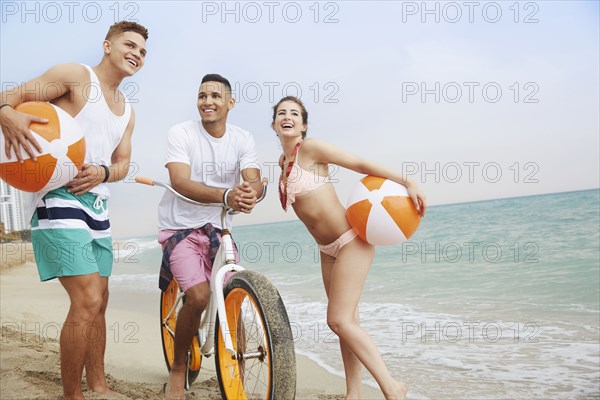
346, 176, 421, 246
0, 102, 85, 192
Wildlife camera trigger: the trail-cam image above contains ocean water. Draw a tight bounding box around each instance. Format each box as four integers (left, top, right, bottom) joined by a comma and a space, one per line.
110, 189, 600, 399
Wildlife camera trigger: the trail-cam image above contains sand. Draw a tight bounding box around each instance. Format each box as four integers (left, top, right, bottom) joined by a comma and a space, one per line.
0, 243, 384, 399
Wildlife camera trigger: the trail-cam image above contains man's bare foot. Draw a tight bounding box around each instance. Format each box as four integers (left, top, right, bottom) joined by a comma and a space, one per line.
86, 374, 121, 397
63, 393, 85, 400
384, 380, 408, 400
164, 367, 186, 400
86, 384, 129, 399
87, 386, 120, 396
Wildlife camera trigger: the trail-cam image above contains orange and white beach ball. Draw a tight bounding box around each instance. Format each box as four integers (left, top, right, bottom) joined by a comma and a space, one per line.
346, 176, 421, 246
0, 102, 85, 193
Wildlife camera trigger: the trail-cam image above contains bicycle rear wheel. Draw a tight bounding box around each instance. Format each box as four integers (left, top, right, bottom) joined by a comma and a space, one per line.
215, 270, 296, 399
160, 278, 202, 385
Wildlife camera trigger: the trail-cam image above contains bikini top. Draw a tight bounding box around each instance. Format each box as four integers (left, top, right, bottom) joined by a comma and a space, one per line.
279, 141, 330, 211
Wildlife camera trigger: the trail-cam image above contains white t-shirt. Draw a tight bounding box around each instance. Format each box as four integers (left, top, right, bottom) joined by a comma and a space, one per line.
157, 121, 259, 230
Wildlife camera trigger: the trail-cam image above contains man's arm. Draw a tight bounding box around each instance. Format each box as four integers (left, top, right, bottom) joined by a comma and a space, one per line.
67, 108, 136, 195
168, 161, 226, 204
0, 64, 85, 161
241, 167, 263, 198
235, 132, 262, 211
167, 163, 260, 214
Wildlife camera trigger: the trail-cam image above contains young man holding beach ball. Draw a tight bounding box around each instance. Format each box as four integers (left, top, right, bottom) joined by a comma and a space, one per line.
0, 21, 148, 400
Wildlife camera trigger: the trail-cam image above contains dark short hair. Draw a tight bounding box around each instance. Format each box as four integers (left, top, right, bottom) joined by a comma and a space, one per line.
201, 74, 232, 92
105, 21, 149, 41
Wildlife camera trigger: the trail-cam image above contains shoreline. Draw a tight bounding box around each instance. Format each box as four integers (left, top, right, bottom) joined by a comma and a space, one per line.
0, 244, 383, 399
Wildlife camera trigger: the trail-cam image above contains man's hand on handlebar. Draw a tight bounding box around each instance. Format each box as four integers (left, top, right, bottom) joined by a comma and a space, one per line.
226, 182, 257, 214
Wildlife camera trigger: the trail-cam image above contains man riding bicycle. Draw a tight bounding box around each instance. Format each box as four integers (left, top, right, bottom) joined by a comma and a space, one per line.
156, 73, 262, 399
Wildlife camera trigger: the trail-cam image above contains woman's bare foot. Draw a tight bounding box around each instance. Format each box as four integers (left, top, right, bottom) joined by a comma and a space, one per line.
384, 380, 408, 400
346, 390, 361, 400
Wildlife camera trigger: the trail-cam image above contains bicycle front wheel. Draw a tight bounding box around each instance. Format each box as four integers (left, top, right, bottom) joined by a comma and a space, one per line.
215, 270, 296, 399
160, 278, 202, 385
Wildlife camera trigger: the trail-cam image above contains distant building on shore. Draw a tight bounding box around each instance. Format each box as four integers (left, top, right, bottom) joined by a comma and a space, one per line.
0, 181, 27, 233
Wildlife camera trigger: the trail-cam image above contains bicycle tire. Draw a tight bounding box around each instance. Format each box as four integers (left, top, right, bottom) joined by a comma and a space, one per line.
215, 270, 296, 399
160, 279, 202, 385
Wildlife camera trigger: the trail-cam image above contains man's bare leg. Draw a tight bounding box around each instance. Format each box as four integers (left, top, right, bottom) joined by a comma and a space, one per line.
165, 281, 210, 400
85, 276, 119, 395
59, 273, 104, 400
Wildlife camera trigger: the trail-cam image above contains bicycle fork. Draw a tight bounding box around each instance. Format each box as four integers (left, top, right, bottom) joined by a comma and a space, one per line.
213, 260, 244, 359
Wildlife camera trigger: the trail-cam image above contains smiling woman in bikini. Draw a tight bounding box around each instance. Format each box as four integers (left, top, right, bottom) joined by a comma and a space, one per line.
272, 96, 426, 400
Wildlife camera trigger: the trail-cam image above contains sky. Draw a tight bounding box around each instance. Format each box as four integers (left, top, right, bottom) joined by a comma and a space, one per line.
1, 0, 599, 238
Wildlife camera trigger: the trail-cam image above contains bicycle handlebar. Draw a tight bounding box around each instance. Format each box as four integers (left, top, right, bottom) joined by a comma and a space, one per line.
256, 177, 269, 203
134, 176, 156, 186
134, 176, 269, 210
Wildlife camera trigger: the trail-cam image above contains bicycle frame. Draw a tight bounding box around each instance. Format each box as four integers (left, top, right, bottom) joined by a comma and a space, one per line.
136, 176, 267, 360
199, 207, 246, 358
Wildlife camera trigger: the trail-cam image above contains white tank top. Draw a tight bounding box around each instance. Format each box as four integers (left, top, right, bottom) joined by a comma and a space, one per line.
26, 65, 132, 222
78, 64, 132, 198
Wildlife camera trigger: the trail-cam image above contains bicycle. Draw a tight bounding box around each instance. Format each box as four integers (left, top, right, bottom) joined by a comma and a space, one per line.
135, 176, 297, 399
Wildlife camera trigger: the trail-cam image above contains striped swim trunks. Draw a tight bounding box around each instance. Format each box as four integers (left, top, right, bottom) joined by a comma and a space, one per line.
31, 186, 113, 281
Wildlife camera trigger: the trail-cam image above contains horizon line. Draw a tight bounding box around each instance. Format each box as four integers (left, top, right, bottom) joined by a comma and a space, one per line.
111, 187, 599, 239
